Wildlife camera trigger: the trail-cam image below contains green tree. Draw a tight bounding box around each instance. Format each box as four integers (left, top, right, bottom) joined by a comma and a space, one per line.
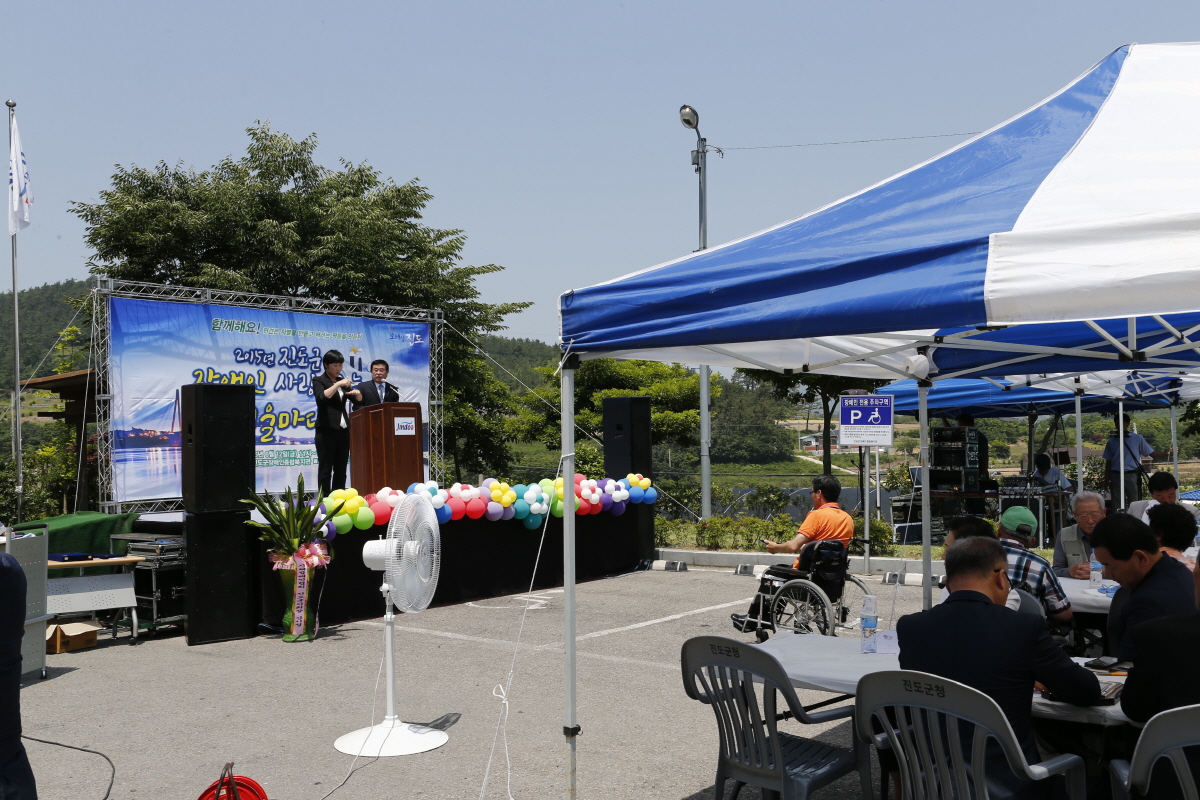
739, 371, 885, 474
710, 373, 797, 464
71, 123, 527, 480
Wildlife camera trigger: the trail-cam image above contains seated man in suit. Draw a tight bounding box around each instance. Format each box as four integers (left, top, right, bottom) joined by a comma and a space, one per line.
1091, 513, 1196, 662
0, 553, 37, 799
352, 359, 399, 409
897, 537, 1101, 799
1128, 470, 1200, 524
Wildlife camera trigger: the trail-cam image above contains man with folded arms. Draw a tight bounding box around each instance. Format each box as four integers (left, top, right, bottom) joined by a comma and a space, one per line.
897, 537, 1100, 799
1090, 513, 1195, 662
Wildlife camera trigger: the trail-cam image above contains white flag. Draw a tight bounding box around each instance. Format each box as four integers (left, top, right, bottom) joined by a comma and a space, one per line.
8, 116, 31, 235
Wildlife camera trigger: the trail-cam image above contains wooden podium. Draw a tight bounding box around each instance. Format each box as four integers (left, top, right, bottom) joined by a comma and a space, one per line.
349, 402, 424, 492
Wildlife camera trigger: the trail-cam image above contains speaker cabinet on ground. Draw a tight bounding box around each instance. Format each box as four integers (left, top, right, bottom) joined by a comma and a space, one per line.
181, 383, 256, 513
602, 396, 652, 479
185, 511, 258, 645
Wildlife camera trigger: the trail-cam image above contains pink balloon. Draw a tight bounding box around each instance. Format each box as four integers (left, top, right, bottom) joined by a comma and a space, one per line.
447, 497, 466, 520
371, 501, 392, 526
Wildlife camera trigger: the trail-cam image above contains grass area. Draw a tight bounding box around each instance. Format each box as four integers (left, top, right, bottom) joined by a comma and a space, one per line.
891, 545, 1054, 562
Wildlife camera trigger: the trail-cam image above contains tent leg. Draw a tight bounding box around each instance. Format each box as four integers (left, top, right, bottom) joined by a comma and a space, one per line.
875, 446, 881, 524
700, 365, 711, 519
1118, 399, 1125, 511
1075, 393, 1084, 496
561, 364, 578, 799
1171, 402, 1180, 480
918, 384, 932, 610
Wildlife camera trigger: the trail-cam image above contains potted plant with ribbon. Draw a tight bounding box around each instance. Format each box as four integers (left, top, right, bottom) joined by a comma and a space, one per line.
244, 474, 342, 643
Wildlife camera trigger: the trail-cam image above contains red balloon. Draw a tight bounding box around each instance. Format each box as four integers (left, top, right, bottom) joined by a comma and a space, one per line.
364, 493, 377, 505
576, 498, 592, 515
574, 473, 586, 484
465, 497, 488, 519
589, 499, 603, 515
447, 497, 467, 520
370, 501, 392, 526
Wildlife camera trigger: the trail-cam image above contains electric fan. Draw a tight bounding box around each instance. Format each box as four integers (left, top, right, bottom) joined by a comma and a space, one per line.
334, 492, 448, 756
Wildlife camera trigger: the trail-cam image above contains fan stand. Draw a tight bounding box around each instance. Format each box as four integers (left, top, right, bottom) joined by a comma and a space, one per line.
334, 588, 449, 757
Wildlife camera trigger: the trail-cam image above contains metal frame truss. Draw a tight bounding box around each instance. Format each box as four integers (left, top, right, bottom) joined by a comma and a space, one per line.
92, 278, 443, 513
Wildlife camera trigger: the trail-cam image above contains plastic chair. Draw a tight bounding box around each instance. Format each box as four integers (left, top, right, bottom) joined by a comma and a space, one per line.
1110, 704, 1200, 799
854, 670, 1086, 800
1013, 588, 1046, 619
681, 635, 856, 800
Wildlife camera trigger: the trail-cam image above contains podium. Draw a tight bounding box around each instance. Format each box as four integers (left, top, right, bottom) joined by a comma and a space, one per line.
349, 402, 425, 492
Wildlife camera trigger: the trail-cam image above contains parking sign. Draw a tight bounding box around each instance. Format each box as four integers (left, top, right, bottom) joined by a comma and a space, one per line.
838, 394, 894, 446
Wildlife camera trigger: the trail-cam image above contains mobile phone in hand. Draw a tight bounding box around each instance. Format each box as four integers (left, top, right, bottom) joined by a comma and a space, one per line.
759, 539, 770, 546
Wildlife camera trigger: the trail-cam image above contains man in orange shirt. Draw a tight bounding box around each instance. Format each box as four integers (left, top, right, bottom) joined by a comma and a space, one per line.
731, 475, 854, 636
764, 475, 854, 569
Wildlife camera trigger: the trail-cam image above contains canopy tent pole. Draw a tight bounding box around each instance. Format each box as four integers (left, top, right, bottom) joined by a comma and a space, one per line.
875, 447, 882, 523
918, 383, 932, 610
1118, 398, 1126, 510
1075, 392, 1085, 494
8, 102, 22, 524
1171, 401, 1180, 479
699, 365, 712, 519
560, 361, 578, 799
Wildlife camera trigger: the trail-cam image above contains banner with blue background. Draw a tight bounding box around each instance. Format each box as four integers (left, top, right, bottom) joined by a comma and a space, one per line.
109, 297, 430, 501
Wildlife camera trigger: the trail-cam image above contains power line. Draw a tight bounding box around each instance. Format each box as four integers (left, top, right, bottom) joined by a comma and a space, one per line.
711, 131, 980, 152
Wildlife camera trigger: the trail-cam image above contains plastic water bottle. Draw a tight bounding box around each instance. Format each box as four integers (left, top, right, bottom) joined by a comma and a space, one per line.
861, 595, 879, 654
1090, 559, 1103, 588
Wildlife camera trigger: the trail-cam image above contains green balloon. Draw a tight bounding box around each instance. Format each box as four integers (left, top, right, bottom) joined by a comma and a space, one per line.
333, 513, 354, 534
354, 506, 376, 530
550, 498, 564, 518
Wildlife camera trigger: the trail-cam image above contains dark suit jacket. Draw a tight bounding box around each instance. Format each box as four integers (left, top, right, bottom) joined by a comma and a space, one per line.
1109, 554, 1195, 661
898, 591, 1101, 766
351, 380, 398, 409
1122, 612, 1200, 724
312, 373, 351, 430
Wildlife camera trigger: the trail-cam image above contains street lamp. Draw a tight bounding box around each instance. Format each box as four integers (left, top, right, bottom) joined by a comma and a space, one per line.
680, 105, 712, 518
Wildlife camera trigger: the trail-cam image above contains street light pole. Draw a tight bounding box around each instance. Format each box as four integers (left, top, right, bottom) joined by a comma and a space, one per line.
680, 105, 712, 519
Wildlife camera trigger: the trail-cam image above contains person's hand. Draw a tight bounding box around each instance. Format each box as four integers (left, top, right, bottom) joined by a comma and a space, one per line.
763, 540, 779, 554
347, 388, 361, 399
338, 377, 354, 389
1069, 563, 1091, 580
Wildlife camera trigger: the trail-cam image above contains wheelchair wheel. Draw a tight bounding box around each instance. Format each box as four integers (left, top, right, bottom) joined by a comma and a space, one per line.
830, 575, 870, 637
771, 579, 833, 636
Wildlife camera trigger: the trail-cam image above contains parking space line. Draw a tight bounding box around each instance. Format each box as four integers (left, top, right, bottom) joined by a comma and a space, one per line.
537, 597, 755, 649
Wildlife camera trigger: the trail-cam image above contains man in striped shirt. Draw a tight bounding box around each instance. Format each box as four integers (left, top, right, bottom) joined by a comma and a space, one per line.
998, 506, 1073, 624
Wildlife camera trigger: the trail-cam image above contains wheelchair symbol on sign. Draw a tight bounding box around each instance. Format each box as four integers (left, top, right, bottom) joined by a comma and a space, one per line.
868, 408, 882, 424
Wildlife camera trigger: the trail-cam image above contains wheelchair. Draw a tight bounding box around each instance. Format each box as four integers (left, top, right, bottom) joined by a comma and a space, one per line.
742, 539, 870, 641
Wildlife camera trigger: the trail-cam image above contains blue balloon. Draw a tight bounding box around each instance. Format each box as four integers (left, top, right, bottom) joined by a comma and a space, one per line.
512, 499, 531, 519
642, 487, 658, 504
407, 482, 423, 494
522, 513, 543, 530
512, 484, 528, 498
435, 504, 453, 524
628, 486, 646, 503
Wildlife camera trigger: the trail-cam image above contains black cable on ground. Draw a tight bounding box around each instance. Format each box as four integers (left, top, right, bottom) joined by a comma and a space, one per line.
22, 734, 115, 800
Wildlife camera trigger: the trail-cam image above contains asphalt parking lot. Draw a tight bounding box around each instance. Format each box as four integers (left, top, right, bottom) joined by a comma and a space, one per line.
22, 568, 926, 799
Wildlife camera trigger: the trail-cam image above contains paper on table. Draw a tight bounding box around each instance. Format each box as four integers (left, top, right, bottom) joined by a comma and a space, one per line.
872, 629, 900, 654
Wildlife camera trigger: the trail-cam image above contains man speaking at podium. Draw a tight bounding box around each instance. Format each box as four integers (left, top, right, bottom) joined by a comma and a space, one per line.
352, 359, 399, 408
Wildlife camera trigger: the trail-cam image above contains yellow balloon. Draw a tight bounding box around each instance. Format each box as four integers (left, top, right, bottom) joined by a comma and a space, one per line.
499, 495, 513, 507
626, 473, 637, 482
490, 488, 503, 502
499, 482, 511, 492
503, 491, 517, 504
331, 489, 347, 500
554, 477, 564, 486
344, 488, 359, 499
556, 486, 564, 499
638, 478, 652, 489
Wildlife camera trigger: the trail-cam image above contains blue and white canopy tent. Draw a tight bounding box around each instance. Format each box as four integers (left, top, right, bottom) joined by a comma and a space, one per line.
552, 43, 1200, 793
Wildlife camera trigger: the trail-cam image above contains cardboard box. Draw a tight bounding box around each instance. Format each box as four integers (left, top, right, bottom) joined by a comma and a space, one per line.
45, 621, 102, 654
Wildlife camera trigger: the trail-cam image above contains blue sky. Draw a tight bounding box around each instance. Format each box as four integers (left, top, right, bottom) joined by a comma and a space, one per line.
9, 2, 1200, 342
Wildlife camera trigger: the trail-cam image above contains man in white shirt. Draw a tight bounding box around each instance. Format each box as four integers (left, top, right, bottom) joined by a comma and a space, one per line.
1126, 470, 1200, 523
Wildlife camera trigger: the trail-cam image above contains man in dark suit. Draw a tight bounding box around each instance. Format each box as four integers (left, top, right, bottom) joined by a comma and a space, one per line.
0, 553, 37, 799
897, 536, 1101, 798
1091, 513, 1195, 662
312, 349, 361, 498
352, 359, 398, 409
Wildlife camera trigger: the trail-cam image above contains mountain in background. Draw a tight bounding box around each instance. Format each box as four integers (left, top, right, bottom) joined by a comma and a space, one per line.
0, 279, 90, 394
475, 334, 558, 393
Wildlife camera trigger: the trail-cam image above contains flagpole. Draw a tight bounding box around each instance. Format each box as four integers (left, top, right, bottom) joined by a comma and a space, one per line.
7, 100, 22, 523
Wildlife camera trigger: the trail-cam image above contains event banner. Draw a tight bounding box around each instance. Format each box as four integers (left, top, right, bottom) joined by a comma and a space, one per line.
108, 297, 430, 502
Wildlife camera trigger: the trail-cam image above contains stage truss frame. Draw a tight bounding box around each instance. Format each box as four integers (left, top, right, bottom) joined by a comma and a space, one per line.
90, 278, 444, 514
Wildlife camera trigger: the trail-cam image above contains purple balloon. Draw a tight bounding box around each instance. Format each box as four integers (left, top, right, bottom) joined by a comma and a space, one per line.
325, 520, 338, 539
599, 493, 613, 511
485, 501, 504, 521
610, 500, 627, 516
596, 478, 611, 492
501, 504, 516, 520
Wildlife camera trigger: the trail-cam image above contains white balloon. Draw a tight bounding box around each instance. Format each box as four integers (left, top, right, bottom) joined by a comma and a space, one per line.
386, 494, 401, 507
377, 487, 393, 499
431, 495, 446, 509
449, 483, 463, 497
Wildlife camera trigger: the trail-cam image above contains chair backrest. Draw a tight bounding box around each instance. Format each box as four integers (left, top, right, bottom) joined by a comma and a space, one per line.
799, 540, 849, 603
1125, 704, 1200, 799
854, 670, 1049, 797
1013, 588, 1046, 619
681, 636, 851, 781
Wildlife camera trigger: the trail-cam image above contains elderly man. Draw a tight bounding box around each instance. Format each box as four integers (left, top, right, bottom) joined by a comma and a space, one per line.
1052, 491, 1106, 578
1126, 470, 1200, 523
1090, 513, 1195, 662
997, 506, 1073, 624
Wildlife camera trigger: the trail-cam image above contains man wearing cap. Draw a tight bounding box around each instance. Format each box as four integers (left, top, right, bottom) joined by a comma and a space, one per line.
998, 506, 1073, 624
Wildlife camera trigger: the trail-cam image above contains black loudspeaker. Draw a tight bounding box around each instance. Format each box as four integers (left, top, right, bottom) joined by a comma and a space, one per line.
181, 383, 256, 513
185, 510, 258, 645
602, 396, 652, 478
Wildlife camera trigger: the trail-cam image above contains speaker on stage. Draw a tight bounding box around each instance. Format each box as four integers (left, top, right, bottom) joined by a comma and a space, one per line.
181, 383, 256, 513
602, 396, 652, 478
185, 510, 258, 645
